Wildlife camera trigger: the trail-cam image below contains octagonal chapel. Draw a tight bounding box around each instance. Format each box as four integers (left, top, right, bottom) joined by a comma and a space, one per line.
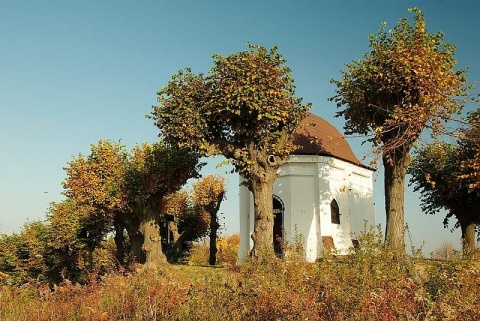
238, 113, 375, 262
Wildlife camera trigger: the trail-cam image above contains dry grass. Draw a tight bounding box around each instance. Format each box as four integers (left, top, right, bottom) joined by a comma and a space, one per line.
1, 231, 480, 320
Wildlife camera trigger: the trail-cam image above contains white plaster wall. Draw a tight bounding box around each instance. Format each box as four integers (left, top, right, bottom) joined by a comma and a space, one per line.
348, 169, 375, 239
316, 156, 375, 254
288, 175, 317, 261
238, 177, 253, 261
278, 157, 319, 262
238, 154, 374, 262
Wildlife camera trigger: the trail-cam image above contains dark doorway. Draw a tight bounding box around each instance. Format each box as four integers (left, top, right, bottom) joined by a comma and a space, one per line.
273, 195, 284, 256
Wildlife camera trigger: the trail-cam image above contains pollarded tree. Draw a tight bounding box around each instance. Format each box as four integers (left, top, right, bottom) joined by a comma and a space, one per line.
193, 175, 226, 265
63, 140, 201, 266
330, 8, 474, 251
153, 44, 310, 259
126, 142, 202, 265
409, 142, 480, 254
62, 140, 129, 265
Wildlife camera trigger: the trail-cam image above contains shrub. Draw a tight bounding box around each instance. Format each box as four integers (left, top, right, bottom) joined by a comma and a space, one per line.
188, 234, 239, 267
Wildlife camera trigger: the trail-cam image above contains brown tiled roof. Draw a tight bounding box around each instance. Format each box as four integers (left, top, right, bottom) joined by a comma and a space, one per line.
292, 113, 366, 167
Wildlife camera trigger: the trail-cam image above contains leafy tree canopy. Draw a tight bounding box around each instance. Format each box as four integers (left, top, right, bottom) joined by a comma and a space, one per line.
330, 7, 475, 251
409, 142, 480, 223
409, 141, 480, 251
152, 44, 310, 257
330, 7, 473, 162
153, 44, 310, 180
460, 109, 480, 189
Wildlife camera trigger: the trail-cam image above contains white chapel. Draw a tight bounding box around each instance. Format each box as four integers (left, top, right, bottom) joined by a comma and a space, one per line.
238, 113, 375, 262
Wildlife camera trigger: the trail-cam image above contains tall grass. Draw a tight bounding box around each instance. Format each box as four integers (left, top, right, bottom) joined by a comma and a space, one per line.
1, 229, 479, 320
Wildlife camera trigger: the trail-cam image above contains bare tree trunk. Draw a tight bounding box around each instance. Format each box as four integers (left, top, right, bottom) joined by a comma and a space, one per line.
130, 198, 167, 266
120, 212, 146, 264
113, 219, 125, 266
130, 234, 146, 264
250, 155, 279, 260
168, 220, 181, 243
383, 152, 411, 253
141, 215, 166, 265
209, 224, 219, 265
460, 219, 476, 257
142, 199, 167, 266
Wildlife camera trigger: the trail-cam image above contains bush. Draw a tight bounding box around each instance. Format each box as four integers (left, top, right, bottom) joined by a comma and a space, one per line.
188, 234, 239, 267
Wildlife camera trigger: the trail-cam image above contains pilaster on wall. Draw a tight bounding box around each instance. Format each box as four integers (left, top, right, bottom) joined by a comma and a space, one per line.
238, 177, 252, 262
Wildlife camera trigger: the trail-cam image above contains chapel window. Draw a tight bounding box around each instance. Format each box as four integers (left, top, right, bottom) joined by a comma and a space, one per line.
331, 199, 340, 224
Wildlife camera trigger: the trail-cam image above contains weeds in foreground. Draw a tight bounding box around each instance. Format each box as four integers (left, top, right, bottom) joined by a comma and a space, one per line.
1, 229, 479, 320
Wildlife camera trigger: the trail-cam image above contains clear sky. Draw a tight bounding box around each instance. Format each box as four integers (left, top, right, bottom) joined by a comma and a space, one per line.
1, 0, 479, 254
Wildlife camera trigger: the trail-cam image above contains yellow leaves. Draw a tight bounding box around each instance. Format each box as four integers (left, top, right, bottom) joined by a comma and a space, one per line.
161, 190, 189, 217
193, 175, 226, 207
332, 7, 472, 163
63, 140, 129, 215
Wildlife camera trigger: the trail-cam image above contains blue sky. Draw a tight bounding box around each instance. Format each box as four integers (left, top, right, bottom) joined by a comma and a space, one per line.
1, 1, 479, 254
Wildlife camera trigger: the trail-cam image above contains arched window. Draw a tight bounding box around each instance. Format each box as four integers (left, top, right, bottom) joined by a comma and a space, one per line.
331, 199, 340, 224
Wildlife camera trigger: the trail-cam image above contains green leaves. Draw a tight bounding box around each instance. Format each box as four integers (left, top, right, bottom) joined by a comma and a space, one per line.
153, 44, 310, 180
126, 142, 202, 203
409, 141, 480, 233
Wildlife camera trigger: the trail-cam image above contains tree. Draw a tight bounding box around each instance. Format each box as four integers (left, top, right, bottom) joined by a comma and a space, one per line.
47, 199, 93, 282
125, 142, 202, 265
153, 44, 310, 259
432, 242, 458, 260
62, 140, 129, 265
0, 221, 49, 284
330, 8, 473, 251
193, 175, 226, 265
160, 190, 209, 262
409, 142, 479, 254
63, 140, 201, 266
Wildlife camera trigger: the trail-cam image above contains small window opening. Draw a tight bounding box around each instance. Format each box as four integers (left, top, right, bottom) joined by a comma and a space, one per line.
331, 199, 340, 224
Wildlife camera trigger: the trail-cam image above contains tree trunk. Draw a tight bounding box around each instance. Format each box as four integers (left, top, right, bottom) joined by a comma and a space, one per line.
168, 220, 181, 243
383, 152, 411, 253
130, 234, 146, 264
209, 222, 219, 265
129, 198, 167, 266
209, 192, 224, 266
460, 219, 476, 256
141, 199, 167, 266
113, 219, 125, 266
141, 216, 166, 265
250, 155, 279, 260
119, 212, 146, 264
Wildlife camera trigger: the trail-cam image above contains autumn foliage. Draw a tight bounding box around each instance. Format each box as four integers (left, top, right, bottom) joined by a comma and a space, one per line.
2, 228, 480, 320
153, 44, 311, 258
330, 8, 474, 251
409, 142, 480, 253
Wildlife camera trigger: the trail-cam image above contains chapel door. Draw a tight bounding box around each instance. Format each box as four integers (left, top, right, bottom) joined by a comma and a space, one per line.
273, 196, 284, 256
